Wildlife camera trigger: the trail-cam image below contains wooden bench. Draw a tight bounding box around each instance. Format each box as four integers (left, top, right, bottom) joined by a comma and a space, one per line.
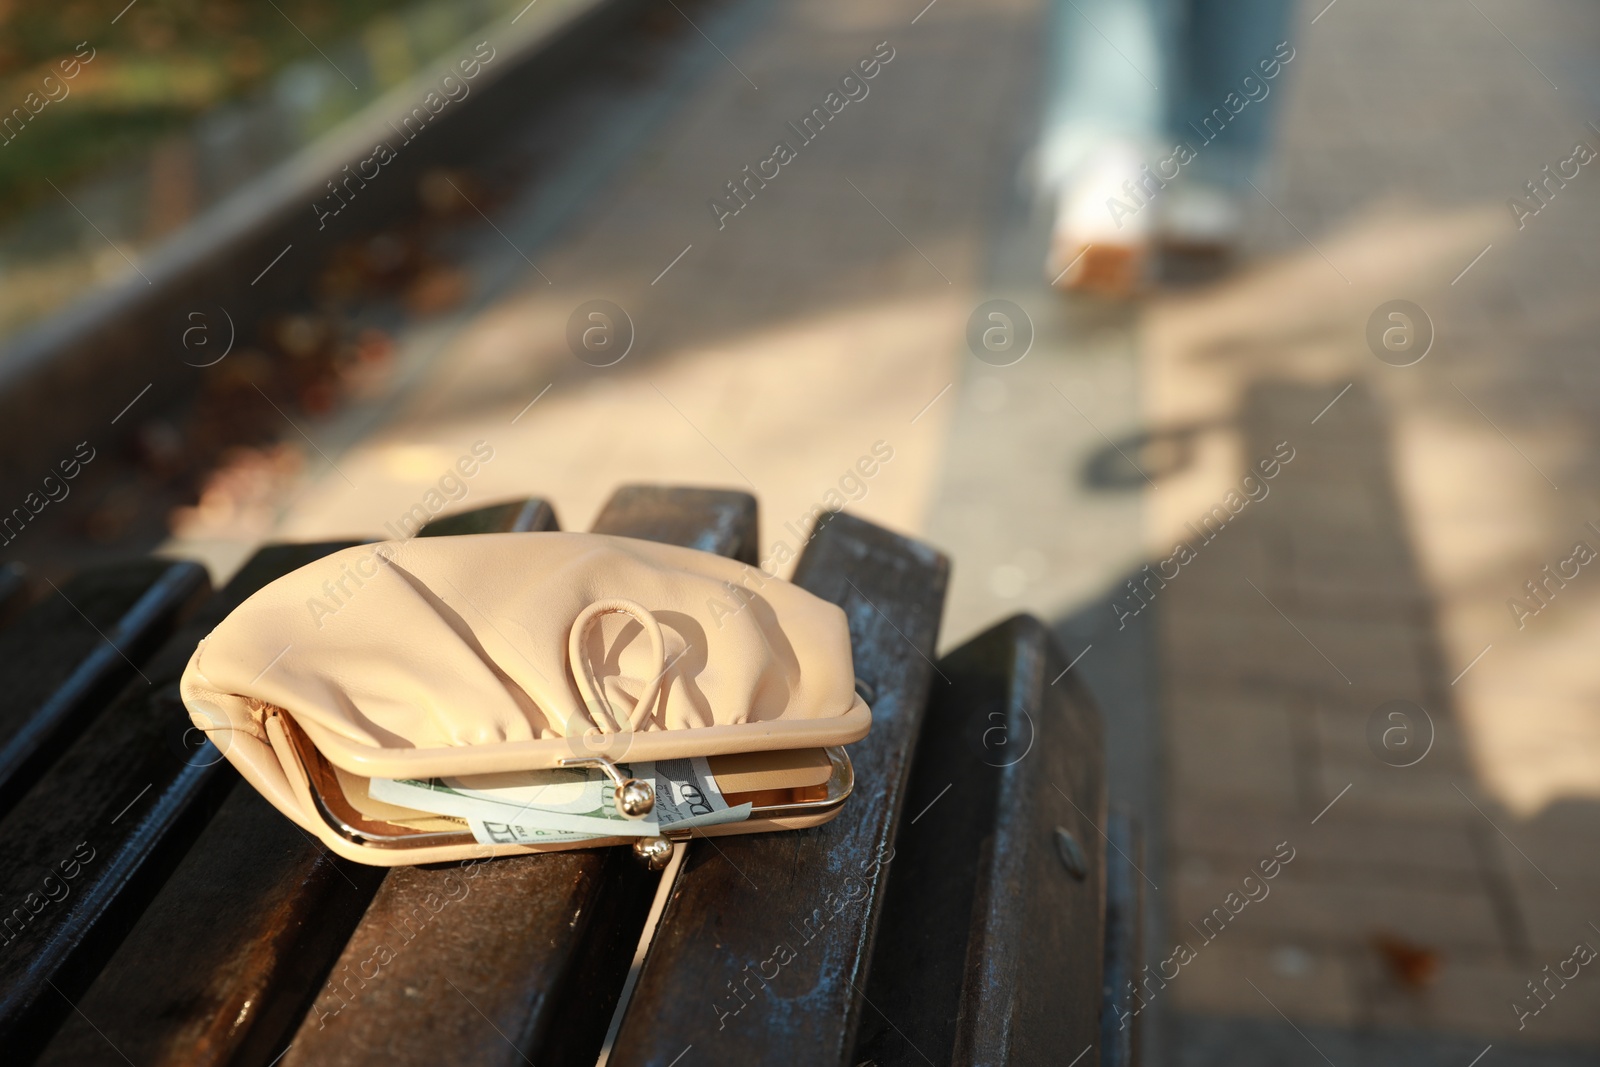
0, 485, 1139, 1066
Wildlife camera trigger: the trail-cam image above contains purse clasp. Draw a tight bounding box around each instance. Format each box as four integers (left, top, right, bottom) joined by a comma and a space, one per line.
558, 755, 655, 818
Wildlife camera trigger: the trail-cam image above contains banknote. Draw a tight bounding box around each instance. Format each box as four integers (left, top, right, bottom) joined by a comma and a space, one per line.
648, 757, 730, 826
368, 756, 751, 845
468, 802, 753, 847
367, 770, 662, 837
440, 764, 628, 814
468, 819, 610, 846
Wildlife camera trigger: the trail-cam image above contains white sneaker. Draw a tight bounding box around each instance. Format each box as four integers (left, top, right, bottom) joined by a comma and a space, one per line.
1046, 143, 1153, 297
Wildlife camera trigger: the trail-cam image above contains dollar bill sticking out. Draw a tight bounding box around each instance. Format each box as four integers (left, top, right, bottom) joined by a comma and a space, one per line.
368, 756, 750, 845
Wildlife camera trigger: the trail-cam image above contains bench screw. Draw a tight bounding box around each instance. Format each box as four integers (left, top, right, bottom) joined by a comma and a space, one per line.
1054, 826, 1088, 880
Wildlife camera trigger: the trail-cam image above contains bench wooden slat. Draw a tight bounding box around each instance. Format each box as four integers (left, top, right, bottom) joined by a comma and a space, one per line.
850, 615, 1107, 1066
0, 562, 28, 631
0, 542, 357, 1060
280, 485, 757, 1067
0, 559, 209, 816
416, 499, 556, 539
582, 484, 759, 563
608, 511, 949, 1066
1101, 809, 1143, 1067
37, 501, 557, 1067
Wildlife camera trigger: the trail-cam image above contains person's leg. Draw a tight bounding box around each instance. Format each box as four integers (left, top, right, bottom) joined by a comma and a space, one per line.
1039, 0, 1178, 293
1179, 0, 1296, 187
1038, 0, 1170, 189
1162, 0, 1297, 247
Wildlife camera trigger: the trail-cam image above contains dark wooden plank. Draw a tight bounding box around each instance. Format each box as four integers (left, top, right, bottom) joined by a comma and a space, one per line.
850, 615, 1108, 1066
281, 485, 756, 1067
0, 559, 210, 817
0, 541, 358, 1061
38, 501, 558, 1067
417, 499, 556, 539
609, 511, 950, 1066
584, 484, 759, 564
38, 774, 387, 1067
1101, 809, 1143, 1067
0, 562, 29, 631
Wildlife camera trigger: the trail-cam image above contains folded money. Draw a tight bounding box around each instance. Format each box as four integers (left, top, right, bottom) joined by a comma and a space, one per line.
368, 756, 753, 845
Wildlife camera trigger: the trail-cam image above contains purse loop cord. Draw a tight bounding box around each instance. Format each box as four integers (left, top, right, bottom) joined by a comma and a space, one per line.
567, 598, 668, 735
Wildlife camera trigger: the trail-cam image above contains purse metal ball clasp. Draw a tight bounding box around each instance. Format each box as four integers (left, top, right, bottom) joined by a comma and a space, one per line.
632, 836, 674, 869
558, 755, 654, 819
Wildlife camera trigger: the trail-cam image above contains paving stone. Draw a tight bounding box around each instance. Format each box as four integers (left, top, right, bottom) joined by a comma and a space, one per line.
1171, 806, 1484, 887
1163, 940, 1359, 1028
1169, 689, 1302, 809
1173, 868, 1507, 955
1357, 951, 1600, 1047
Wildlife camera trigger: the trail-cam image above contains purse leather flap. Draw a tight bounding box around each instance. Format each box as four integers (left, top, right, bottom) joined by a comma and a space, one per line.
180, 532, 866, 778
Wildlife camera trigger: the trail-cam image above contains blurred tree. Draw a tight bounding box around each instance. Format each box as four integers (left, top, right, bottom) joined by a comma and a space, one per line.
0, 0, 402, 221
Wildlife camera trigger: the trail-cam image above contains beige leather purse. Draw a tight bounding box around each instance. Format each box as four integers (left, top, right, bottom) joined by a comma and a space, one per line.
179, 532, 868, 866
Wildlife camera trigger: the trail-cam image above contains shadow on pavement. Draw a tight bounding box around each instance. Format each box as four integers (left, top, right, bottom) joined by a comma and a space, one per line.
1060, 378, 1600, 1061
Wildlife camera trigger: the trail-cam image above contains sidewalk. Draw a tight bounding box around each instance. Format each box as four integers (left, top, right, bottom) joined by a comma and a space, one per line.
1143, 0, 1600, 1060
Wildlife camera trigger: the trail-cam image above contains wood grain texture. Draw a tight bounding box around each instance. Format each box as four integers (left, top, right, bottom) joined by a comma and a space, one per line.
0, 562, 29, 631
37, 501, 558, 1067
0, 559, 210, 816
587, 484, 759, 564
417, 499, 557, 539
1101, 809, 1142, 1067
851, 614, 1107, 1067
281, 486, 757, 1067
0, 542, 356, 1061
609, 510, 950, 1067
35, 774, 388, 1067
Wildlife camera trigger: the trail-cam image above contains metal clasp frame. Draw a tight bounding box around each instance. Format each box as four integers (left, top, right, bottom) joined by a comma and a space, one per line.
557, 755, 655, 819
558, 755, 674, 869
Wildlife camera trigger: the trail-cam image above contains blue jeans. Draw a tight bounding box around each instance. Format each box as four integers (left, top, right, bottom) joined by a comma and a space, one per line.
1038, 0, 1295, 191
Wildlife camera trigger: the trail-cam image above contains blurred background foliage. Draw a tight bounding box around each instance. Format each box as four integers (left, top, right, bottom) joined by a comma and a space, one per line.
0, 0, 409, 226
0, 0, 514, 342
